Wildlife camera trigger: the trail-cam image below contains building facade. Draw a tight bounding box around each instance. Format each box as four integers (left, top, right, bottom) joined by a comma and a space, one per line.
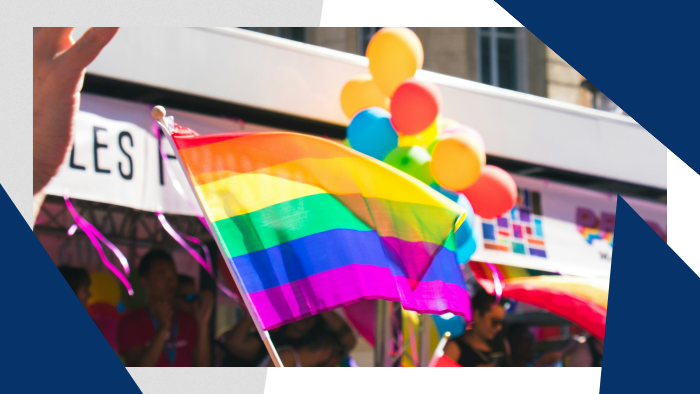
242, 27, 620, 113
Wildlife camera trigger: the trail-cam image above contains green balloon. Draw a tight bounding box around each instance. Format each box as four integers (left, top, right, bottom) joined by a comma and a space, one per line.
342, 138, 352, 148
383, 146, 434, 185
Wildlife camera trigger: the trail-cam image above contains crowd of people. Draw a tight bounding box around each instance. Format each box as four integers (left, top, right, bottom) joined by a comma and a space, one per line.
59, 252, 602, 367
444, 288, 603, 367
59, 249, 358, 367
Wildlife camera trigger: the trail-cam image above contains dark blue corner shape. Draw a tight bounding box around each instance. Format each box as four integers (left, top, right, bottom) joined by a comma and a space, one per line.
602, 198, 698, 392
1, 186, 141, 393
495, 0, 700, 176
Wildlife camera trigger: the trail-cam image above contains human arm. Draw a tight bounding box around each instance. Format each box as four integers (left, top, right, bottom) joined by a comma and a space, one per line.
266, 349, 296, 367
193, 290, 214, 367
222, 314, 263, 360
443, 340, 462, 364
320, 310, 357, 353
122, 304, 172, 367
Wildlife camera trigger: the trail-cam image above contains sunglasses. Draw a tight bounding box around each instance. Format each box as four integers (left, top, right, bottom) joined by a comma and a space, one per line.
177, 293, 200, 303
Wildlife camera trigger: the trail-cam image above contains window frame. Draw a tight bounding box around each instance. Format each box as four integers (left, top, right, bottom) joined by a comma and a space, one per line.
476, 27, 529, 93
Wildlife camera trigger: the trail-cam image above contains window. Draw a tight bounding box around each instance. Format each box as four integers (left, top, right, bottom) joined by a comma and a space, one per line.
358, 27, 382, 55
241, 27, 306, 43
477, 27, 528, 92
581, 80, 623, 114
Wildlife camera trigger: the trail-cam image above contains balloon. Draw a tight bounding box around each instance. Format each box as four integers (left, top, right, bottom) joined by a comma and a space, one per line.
439, 117, 460, 132
432, 313, 466, 338
430, 127, 486, 191
340, 75, 390, 119
397, 115, 440, 149
88, 271, 122, 307
461, 165, 517, 219
347, 107, 398, 160
383, 146, 434, 185
390, 78, 442, 135
366, 27, 424, 96
430, 182, 460, 202
439, 124, 485, 151
342, 138, 351, 147
454, 193, 479, 264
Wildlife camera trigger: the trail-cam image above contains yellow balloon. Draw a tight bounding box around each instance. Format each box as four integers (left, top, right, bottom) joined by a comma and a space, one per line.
398, 115, 440, 149
88, 271, 122, 307
340, 75, 390, 119
367, 27, 424, 97
439, 117, 460, 133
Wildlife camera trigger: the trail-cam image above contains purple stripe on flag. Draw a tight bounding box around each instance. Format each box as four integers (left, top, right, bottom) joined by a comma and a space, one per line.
248, 264, 471, 330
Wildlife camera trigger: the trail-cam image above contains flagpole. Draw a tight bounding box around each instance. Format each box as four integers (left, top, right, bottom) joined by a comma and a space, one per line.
419, 314, 431, 367
151, 106, 285, 368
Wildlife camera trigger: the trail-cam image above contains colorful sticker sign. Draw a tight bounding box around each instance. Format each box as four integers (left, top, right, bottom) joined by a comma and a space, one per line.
481, 188, 547, 258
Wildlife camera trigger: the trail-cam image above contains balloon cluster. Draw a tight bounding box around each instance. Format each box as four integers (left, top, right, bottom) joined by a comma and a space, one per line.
340, 28, 518, 262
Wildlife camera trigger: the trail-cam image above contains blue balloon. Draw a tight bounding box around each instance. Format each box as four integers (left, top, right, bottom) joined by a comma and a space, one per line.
347, 107, 398, 160
431, 184, 479, 264
432, 313, 466, 338
455, 194, 479, 264
430, 183, 460, 202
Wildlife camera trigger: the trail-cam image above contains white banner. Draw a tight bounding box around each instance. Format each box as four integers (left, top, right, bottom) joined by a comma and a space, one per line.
44, 93, 279, 216
471, 174, 667, 277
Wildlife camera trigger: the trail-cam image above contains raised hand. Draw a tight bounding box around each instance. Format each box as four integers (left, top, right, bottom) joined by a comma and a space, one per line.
33, 27, 119, 195
152, 302, 173, 332
194, 290, 214, 326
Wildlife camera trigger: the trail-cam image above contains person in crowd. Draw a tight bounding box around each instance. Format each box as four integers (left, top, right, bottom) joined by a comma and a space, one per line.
260, 331, 344, 367
219, 310, 357, 367
33, 27, 119, 226
174, 275, 199, 315
117, 250, 213, 367
567, 336, 604, 367
218, 313, 271, 367
58, 266, 91, 308
444, 288, 506, 367
275, 311, 357, 357
505, 323, 584, 367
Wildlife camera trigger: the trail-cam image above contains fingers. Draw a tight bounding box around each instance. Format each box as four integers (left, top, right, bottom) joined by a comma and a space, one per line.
34, 27, 75, 60
61, 27, 118, 72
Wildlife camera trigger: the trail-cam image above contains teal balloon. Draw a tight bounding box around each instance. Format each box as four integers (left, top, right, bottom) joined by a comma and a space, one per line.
455, 194, 478, 264
347, 107, 398, 160
432, 313, 466, 338
430, 183, 460, 202
383, 146, 434, 185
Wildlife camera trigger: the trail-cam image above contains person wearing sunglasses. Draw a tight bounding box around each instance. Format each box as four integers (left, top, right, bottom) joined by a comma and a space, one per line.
174, 275, 200, 315
444, 288, 507, 367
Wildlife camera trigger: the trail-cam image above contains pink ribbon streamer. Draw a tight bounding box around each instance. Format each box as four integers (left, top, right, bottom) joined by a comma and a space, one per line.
150, 114, 239, 302
152, 118, 211, 233
64, 192, 133, 295
156, 210, 240, 302
485, 262, 504, 307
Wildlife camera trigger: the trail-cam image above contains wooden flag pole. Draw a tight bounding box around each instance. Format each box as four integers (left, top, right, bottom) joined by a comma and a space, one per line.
151, 106, 285, 368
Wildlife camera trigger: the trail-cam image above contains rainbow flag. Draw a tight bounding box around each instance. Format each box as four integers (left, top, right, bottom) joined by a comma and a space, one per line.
170, 125, 471, 329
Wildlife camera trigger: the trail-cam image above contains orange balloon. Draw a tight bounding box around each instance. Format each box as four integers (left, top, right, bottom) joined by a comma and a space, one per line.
461, 165, 517, 219
340, 75, 390, 119
430, 130, 486, 191
367, 27, 424, 96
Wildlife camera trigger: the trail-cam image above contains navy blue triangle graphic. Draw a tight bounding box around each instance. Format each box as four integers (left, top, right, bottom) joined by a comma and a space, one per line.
602, 197, 697, 392
494, 0, 700, 177
0, 185, 141, 393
